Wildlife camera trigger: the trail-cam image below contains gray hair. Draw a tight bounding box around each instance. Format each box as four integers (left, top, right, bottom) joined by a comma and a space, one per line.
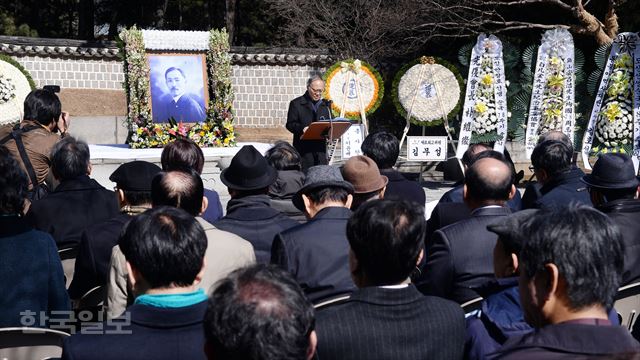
50, 136, 90, 180
306, 75, 324, 88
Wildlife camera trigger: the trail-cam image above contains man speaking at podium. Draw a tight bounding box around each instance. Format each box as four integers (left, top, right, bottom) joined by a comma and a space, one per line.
286, 75, 333, 170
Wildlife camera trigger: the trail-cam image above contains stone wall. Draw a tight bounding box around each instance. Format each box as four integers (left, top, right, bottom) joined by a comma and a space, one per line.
0, 36, 331, 129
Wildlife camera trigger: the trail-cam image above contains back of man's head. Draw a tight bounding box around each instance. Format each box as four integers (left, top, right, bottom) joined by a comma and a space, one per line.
520, 206, 623, 316
204, 264, 316, 360
0, 146, 29, 215
538, 130, 574, 152
265, 141, 302, 171
531, 140, 572, 178
161, 138, 205, 174
50, 136, 90, 181
119, 206, 207, 289
151, 169, 204, 216
462, 143, 492, 167
347, 199, 425, 286
464, 157, 514, 204
23, 89, 62, 126
361, 132, 400, 169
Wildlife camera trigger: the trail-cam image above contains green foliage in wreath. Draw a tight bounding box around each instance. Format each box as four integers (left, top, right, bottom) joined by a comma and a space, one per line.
391, 57, 464, 127
0, 54, 36, 90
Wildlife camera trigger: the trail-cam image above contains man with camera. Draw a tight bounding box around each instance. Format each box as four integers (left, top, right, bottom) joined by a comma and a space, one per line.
0, 88, 70, 201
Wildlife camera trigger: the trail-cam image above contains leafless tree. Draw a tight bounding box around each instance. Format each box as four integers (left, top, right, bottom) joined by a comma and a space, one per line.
266, 0, 625, 64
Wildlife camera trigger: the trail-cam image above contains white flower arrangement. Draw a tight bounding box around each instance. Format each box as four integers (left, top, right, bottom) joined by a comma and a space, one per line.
396, 62, 461, 123
0, 74, 16, 104
595, 52, 634, 148
471, 53, 499, 135
0, 59, 33, 125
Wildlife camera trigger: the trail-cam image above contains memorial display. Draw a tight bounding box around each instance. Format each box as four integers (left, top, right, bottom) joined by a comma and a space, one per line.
120, 27, 236, 148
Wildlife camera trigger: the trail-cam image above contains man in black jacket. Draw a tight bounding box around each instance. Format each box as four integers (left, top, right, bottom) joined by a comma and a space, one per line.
417, 156, 514, 304
582, 153, 640, 285
271, 165, 356, 303
316, 200, 465, 360
26, 136, 119, 249
286, 75, 332, 169
67, 160, 160, 300
361, 131, 425, 206
491, 206, 640, 359
525, 139, 591, 209
214, 145, 298, 263
62, 207, 210, 360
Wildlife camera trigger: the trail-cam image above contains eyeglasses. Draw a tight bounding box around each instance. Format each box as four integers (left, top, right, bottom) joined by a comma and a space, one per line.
528, 165, 536, 173
309, 87, 324, 93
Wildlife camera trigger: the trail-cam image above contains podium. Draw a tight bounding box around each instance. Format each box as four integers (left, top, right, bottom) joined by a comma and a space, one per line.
300, 120, 351, 141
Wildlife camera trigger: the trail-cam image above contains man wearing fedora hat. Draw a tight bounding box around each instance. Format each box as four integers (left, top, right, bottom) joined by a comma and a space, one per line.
271, 165, 356, 303
214, 145, 299, 264
582, 153, 640, 285
341, 155, 388, 211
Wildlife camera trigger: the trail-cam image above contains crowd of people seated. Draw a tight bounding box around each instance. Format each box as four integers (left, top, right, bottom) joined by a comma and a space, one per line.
1, 88, 640, 359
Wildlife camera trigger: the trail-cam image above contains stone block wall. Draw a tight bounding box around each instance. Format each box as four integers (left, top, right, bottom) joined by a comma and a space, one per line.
2, 37, 331, 128
232, 65, 324, 127
12, 56, 125, 90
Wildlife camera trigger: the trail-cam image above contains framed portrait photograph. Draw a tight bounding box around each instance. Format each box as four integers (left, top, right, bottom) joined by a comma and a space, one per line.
148, 53, 209, 123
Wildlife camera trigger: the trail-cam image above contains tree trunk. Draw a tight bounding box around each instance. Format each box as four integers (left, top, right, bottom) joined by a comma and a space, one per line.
603, 4, 619, 39
78, 0, 95, 40
574, 5, 614, 45
225, 0, 236, 45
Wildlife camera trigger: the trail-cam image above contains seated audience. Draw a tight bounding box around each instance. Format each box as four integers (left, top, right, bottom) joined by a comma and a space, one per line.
524, 139, 591, 209
204, 264, 317, 360
161, 138, 224, 223
271, 165, 356, 303
582, 153, 640, 285
0, 146, 70, 327
265, 141, 306, 222
341, 155, 387, 211
491, 206, 640, 358
0, 89, 69, 193
62, 207, 209, 359
437, 143, 522, 211
465, 210, 538, 360
521, 130, 579, 208
26, 136, 119, 249
105, 169, 255, 318
417, 156, 515, 304
214, 145, 298, 263
316, 200, 465, 360
361, 131, 425, 205
427, 150, 513, 240
68, 160, 160, 300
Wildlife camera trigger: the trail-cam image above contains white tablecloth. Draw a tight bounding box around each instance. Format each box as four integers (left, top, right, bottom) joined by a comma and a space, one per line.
89, 142, 272, 160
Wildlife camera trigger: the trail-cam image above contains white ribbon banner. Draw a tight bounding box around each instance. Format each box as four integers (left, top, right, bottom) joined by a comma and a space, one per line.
457, 34, 508, 159
526, 28, 575, 158
582, 32, 640, 172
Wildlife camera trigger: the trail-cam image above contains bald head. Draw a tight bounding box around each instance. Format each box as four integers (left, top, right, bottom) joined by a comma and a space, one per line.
151, 169, 204, 216
464, 157, 514, 205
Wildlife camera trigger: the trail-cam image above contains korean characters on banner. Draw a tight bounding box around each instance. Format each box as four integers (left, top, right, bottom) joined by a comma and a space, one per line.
457, 34, 509, 160
341, 124, 365, 159
525, 28, 576, 158
581, 32, 640, 172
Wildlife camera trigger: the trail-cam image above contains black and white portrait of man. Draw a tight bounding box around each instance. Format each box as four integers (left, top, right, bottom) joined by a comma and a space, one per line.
149, 54, 208, 123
